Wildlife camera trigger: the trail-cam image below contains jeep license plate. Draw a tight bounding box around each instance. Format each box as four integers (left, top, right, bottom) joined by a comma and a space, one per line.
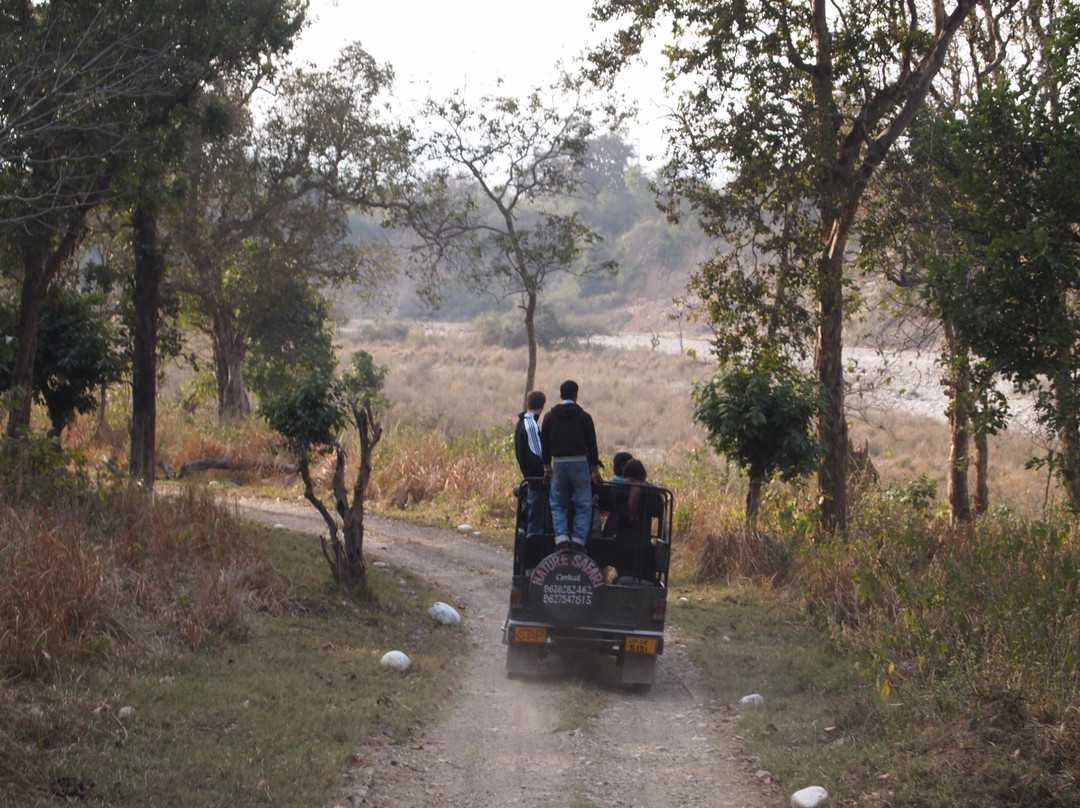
514, 626, 547, 644
625, 636, 657, 655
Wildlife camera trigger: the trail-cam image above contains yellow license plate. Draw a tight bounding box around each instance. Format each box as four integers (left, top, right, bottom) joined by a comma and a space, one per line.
514, 626, 548, 644
625, 636, 657, 655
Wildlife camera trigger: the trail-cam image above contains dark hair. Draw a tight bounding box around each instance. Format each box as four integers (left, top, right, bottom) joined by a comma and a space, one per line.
526, 390, 546, 410
559, 379, 578, 400
612, 451, 633, 476
622, 458, 647, 481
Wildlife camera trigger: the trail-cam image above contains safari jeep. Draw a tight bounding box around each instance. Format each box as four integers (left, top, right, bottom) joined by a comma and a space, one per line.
502, 477, 673, 687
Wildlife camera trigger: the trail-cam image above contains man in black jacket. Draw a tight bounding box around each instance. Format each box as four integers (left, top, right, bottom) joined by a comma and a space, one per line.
541, 379, 602, 549
514, 389, 547, 536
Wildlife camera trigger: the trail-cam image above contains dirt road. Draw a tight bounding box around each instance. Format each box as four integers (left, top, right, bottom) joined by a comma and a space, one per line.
236, 496, 770, 808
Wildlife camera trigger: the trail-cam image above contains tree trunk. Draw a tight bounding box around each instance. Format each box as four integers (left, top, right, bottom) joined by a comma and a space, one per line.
745, 479, 762, 529
973, 428, 989, 516
210, 314, 250, 420
5, 232, 81, 440
943, 322, 972, 528
814, 224, 850, 533
522, 290, 538, 409
1048, 367, 1080, 510
339, 402, 380, 591
342, 498, 367, 590
130, 204, 163, 485
1058, 413, 1080, 511
946, 406, 972, 527
5, 250, 48, 440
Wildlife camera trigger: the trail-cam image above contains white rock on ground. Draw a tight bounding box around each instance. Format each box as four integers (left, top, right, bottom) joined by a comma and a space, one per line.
740, 693, 765, 706
457, 524, 474, 533
380, 651, 412, 672
117, 706, 136, 722
791, 785, 829, 808
428, 601, 461, 626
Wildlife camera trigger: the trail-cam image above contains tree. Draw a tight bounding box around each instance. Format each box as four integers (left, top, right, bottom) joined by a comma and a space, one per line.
393, 76, 621, 405
694, 359, 820, 526
577, 133, 636, 197
172, 48, 409, 419
245, 280, 338, 406
591, 0, 981, 531
260, 351, 387, 592
856, 111, 1010, 528
0, 0, 306, 469
856, 0, 1080, 515
932, 56, 1080, 509
0, 286, 123, 441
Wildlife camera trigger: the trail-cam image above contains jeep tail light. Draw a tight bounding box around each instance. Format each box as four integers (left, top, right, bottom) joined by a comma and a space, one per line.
652, 598, 666, 622
510, 586, 525, 609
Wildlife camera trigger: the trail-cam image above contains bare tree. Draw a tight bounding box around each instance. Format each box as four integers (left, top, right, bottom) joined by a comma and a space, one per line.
390, 74, 623, 405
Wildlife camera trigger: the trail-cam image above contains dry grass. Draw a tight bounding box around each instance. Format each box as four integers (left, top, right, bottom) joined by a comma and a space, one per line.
0, 475, 291, 682
352, 328, 710, 464
0, 441, 466, 807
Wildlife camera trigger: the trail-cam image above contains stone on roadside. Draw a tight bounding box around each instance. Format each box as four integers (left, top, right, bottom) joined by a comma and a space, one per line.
428, 601, 461, 626
791, 786, 829, 808
457, 524, 473, 533
380, 651, 412, 672
740, 693, 765, 706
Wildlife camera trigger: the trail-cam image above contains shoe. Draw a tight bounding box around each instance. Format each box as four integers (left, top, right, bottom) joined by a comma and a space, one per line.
554, 535, 571, 549
570, 538, 587, 550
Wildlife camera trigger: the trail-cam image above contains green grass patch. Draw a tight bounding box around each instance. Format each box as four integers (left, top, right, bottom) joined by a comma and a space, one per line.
555, 679, 609, 733
669, 582, 1080, 807
3, 525, 467, 808
669, 584, 892, 803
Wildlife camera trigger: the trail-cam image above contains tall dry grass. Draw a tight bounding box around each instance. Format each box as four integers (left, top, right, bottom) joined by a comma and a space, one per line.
0, 444, 291, 681
353, 327, 710, 463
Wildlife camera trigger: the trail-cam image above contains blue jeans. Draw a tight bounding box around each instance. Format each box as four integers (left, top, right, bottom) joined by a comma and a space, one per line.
525, 483, 549, 537
549, 459, 593, 545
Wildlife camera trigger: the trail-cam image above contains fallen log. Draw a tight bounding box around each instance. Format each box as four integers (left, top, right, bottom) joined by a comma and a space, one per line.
158, 458, 298, 479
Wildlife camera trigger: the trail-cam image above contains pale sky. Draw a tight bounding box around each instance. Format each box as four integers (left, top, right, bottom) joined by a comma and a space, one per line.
290, 0, 672, 164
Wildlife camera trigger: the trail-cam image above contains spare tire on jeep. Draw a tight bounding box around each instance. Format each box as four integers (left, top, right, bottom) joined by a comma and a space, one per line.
527, 549, 605, 626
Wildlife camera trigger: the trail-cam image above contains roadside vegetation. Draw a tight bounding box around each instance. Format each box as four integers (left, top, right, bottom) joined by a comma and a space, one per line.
0, 435, 466, 807
3, 329, 1066, 807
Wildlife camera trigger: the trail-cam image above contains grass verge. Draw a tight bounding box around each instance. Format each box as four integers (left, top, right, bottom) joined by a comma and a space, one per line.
668, 583, 889, 805
2, 523, 467, 808
669, 580, 1080, 808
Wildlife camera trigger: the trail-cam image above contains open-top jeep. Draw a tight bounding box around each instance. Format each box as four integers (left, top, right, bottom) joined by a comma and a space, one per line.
502, 477, 673, 687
